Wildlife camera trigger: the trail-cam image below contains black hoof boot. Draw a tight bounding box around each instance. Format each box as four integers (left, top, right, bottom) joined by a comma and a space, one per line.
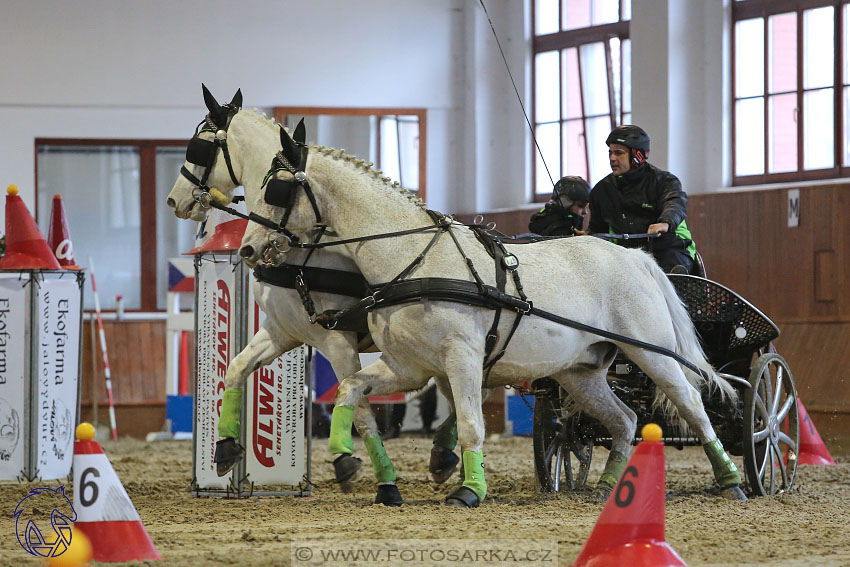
374, 484, 403, 507
333, 454, 362, 493
429, 446, 460, 484
719, 484, 748, 501
445, 486, 480, 509
214, 438, 245, 477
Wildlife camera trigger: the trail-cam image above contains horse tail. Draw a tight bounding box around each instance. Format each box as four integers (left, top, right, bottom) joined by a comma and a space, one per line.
641, 253, 738, 413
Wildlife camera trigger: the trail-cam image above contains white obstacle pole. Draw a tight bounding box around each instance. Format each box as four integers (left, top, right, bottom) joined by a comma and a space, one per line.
88, 256, 118, 440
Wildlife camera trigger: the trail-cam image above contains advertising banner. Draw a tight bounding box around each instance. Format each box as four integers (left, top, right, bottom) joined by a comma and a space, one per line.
35, 276, 82, 480
245, 301, 306, 486
193, 259, 235, 490
0, 275, 28, 480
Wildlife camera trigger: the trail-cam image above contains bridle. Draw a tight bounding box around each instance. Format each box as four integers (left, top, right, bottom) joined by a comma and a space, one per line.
257, 119, 325, 260
179, 105, 241, 206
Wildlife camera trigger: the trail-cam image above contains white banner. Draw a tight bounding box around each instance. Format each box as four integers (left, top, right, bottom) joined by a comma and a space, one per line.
194, 260, 235, 489
35, 276, 81, 480
245, 301, 306, 486
0, 275, 28, 480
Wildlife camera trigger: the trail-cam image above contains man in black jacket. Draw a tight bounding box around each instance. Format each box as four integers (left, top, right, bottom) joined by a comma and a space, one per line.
528, 176, 590, 236
588, 125, 696, 273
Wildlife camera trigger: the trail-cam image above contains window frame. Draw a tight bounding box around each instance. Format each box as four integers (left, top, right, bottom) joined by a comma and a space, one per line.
732, 0, 848, 185
34, 138, 186, 312
531, 2, 630, 201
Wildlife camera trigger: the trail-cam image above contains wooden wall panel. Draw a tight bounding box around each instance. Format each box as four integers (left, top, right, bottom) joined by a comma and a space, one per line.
688, 183, 850, 324
80, 319, 166, 407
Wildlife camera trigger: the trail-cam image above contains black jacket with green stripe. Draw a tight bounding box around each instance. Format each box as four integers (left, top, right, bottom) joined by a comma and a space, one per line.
588, 162, 694, 255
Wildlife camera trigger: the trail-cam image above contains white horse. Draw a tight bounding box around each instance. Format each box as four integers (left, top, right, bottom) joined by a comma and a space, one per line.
240, 129, 748, 508
165, 86, 460, 506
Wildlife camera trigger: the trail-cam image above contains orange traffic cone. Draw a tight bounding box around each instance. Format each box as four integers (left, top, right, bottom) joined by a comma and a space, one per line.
796, 400, 835, 466
71, 423, 160, 562
0, 185, 61, 270
186, 218, 248, 254
574, 424, 686, 567
47, 194, 82, 270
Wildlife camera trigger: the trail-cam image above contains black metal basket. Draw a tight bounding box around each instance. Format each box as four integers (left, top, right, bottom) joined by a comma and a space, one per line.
667, 275, 779, 365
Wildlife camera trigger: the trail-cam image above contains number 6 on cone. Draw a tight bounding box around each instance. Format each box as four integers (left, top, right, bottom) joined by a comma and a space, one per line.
72, 430, 160, 562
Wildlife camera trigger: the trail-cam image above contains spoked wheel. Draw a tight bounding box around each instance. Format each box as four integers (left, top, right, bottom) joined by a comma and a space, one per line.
532, 381, 593, 492
742, 352, 800, 496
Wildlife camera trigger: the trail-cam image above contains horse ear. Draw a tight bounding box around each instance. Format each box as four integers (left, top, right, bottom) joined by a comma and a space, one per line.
230, 89, 243, 109
293, 118, 306, 145
279, 126, 301, 167
201, 83, 222, 117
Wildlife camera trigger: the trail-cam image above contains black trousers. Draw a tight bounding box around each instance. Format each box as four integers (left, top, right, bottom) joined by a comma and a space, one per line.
652, 247, 694, 274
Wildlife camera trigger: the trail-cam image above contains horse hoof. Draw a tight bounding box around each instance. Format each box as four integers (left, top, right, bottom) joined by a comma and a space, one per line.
591, 485, 612, 503
719, 485, 748, 501
374, 484, 403, 507
445, 486, 480, 509
429, 446, 459, 484
333, 454, 362, 493
214, 438, 245, 477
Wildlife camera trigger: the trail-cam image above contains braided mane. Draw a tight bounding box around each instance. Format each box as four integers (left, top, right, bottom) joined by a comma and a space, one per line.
312, 145, 427, 210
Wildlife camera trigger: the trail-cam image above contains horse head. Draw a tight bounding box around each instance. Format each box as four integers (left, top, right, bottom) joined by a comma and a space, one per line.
166, 84, 245, 221
240, 122, 325, 268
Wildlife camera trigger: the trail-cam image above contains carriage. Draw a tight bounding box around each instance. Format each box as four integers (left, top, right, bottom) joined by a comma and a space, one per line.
530, 272, 800, 497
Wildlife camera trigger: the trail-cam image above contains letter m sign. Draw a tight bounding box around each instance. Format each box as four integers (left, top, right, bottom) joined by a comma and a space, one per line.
788, 189, 800, 228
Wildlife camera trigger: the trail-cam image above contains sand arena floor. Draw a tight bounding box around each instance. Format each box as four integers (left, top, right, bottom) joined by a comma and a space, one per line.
1, 434, 849, 567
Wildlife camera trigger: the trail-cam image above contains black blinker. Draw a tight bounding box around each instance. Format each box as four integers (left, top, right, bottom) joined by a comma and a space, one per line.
186, 137, 218, 167
265, 178, 298, 207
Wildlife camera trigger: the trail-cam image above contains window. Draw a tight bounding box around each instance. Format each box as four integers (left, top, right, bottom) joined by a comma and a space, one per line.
733, 0, 849, 184
532, 0, 631, 198
36, 140, 194, 311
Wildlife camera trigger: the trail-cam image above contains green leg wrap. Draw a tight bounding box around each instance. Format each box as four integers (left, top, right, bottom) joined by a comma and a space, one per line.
462, 450, 487, 502
432, 412, 458, 451
217, 388, 243, 439
329, 405, 355, 455
703, 438, 742, 487
364, 435, 397, 483
597, 450, 628, 489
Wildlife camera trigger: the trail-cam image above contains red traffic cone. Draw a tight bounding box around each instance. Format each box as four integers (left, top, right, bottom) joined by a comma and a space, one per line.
574, 424, 686, 567
186, 218, 248, 254
0, 185, 61, 270
796, 400, 835, 466
47, 193, 82, 270
71, 423, 160, 562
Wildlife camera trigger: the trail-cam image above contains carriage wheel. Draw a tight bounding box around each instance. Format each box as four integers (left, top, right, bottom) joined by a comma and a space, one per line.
742, 352, 799, 496
532, 382, 593, 492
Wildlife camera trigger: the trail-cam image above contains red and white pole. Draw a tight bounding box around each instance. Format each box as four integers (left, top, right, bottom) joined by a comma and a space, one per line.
88, 256, 118, 440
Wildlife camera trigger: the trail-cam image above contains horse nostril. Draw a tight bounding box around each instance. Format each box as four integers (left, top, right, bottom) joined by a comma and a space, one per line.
239, 245, 255, 259
166, 198, 176, 208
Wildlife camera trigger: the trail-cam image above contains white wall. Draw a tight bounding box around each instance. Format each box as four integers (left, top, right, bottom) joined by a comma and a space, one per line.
1, 0, 731, 229
0, 0, 505, 220
631, 0, 729, 194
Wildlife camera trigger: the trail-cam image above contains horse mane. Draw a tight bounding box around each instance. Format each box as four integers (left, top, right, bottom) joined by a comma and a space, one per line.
312, 145, 428, 210
236, 107, 292, 136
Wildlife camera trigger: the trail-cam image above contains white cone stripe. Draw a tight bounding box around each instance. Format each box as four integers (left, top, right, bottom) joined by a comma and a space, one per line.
73, 453, 141, 522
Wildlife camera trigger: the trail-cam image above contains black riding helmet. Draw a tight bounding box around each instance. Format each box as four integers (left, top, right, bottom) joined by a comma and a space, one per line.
552, 176, 590, 208
605, 125, 650, 153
